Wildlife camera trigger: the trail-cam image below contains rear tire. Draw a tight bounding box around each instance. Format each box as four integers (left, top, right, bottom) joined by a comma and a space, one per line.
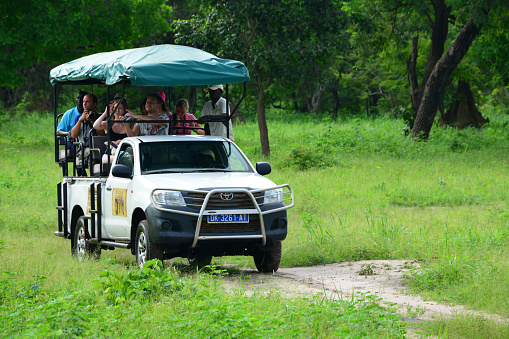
253, 241, 281, 273
135, 220, 163, 268
72, 216, 100, 260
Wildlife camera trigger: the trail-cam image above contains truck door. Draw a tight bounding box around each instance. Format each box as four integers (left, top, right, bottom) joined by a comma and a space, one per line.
103, 143, 134, 239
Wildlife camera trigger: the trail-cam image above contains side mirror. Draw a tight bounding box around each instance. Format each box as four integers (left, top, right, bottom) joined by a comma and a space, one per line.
256, 162, 271, 176
111, 164, 132, 179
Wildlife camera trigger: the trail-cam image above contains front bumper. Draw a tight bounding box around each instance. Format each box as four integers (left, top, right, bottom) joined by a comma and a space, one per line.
145, 186, 293, 254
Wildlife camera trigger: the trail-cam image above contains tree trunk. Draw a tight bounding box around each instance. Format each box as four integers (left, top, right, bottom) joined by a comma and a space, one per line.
422, 1, 451, 88
408, 1, 451, 120
439, 79, 489, 128
188, 86, 197, 114
411, 18, 483, 139
331, 78, 339, 118
407, 36, 419, 116
309, 84, 326, 113
256, 78, 270, 156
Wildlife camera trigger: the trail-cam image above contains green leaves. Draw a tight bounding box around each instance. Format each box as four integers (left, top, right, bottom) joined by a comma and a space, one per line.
0, 0, 171, 87
96, 259, 192, 305
174, 0, 349, 97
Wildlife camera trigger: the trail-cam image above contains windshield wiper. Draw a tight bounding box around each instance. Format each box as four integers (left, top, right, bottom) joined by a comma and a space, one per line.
186, 169, 233, 173
144, 170, 184, 174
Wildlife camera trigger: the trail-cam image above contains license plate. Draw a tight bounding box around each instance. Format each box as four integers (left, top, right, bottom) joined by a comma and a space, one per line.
207, 214, 249, 223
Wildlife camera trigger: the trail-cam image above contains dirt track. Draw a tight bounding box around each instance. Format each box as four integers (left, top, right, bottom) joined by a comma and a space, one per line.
224, 260, 506, 322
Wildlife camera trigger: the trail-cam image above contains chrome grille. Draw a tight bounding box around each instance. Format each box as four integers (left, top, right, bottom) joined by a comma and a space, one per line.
186, 192, 262, 210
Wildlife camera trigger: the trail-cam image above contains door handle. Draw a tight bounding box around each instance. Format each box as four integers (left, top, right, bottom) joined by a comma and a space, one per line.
106, 186, 112, 191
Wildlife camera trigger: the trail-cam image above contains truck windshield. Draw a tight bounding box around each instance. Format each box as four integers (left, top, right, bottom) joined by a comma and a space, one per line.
139, 141, 253, 174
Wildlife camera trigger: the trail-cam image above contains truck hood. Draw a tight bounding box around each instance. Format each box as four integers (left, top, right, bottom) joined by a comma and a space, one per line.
136, 172, 279, 191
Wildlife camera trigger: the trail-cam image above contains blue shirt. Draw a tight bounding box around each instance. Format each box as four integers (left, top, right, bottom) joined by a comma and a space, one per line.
57, 106, 81, 132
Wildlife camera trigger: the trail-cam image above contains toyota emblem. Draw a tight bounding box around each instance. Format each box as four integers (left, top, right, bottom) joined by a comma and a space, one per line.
220, 192, 234, 201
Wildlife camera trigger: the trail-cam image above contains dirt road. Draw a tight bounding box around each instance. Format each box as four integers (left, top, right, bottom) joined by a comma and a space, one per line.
224, 260, 500, 322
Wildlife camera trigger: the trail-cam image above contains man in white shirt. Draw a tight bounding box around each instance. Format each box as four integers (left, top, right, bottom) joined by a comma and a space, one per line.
198, 85, 234, 141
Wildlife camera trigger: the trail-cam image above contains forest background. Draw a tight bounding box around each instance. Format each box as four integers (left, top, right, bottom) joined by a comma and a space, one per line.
2, 0, 509, 154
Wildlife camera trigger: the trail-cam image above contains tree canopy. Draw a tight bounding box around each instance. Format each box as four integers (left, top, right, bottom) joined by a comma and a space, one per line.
2, 0, 509, 149
174, 0, 349, 155
0, 0, 170, 93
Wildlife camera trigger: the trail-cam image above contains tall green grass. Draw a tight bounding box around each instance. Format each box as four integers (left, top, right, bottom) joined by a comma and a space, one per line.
236, 110, 509, 329
2, 108, 509, 337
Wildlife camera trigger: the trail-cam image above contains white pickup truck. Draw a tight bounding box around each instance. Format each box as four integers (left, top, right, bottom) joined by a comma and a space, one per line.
51, 45, 294, 272
56, 135, 293, 271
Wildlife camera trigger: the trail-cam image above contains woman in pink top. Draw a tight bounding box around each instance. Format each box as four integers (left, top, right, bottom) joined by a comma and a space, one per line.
170, 99, 205, 135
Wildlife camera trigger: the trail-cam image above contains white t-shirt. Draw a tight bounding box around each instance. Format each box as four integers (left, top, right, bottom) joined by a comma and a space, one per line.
134, 113, 169, 136
201, 97, 234, 141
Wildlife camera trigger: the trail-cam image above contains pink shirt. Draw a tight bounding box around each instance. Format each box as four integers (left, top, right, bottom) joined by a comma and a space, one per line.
169, 112, 200, 135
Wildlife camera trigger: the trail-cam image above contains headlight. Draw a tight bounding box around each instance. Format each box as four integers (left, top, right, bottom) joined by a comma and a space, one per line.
264, 188, 283, 204
152, 190, 186, 206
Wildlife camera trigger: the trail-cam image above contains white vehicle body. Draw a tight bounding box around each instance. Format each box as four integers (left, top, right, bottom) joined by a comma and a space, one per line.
56, 135, 294, 271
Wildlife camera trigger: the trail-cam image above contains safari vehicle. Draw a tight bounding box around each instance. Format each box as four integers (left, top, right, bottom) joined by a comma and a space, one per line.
51, 45, 294, 271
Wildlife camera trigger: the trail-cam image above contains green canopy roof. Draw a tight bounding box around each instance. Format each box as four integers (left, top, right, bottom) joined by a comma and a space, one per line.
49, 45, 250, 87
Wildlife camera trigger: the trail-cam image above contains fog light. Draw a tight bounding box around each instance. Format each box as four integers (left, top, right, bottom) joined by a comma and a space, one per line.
161, 221, 172, 231
278, 218, 287, 229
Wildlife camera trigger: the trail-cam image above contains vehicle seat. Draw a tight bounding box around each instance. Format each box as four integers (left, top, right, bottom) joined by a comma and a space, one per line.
55, 113, 73, 165
91, 135, 108, 176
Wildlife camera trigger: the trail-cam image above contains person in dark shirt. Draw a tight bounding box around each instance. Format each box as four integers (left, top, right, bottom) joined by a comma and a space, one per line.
93, 97, 131, 165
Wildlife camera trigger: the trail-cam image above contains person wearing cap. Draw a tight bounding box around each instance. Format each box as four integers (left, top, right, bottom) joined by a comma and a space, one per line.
198, 85, 234, 141
122, 90, 169, 136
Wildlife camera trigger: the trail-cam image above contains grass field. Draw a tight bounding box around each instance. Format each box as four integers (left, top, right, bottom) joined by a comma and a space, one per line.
1, 107, 509, 338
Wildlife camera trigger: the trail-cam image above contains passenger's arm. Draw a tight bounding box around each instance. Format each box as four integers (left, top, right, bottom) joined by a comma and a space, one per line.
127, 112, 168, 127
70, 112, 88, 139
93, 111, 108, 131
198, 114, 228, 124
56, 130, 71, 138
193, 122, 205, 135
124, 122, 139, 137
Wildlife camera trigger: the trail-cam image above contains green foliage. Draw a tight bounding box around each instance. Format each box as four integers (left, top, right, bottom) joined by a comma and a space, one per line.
366, 209, 406, 247
420, 315, 509, 339
0, 0, 171, 106
0, 260, 407, 338
95, 259, 195, 305
296, 213, 339, 265
174, 0, 349, 115
0, 110, 54, 145
408, 258, 481, 293
358, 263, 375, 276
286, 212, 392, 266
288, 145, 331, 170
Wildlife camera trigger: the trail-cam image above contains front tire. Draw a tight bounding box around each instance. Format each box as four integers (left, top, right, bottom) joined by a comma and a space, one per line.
253, 241, 282, 273
72, 216, 100, 260
135, 220, 163, 268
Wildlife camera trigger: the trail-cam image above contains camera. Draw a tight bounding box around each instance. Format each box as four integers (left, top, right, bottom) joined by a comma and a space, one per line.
88, 110, 99, 121
121, 111, 133, 122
